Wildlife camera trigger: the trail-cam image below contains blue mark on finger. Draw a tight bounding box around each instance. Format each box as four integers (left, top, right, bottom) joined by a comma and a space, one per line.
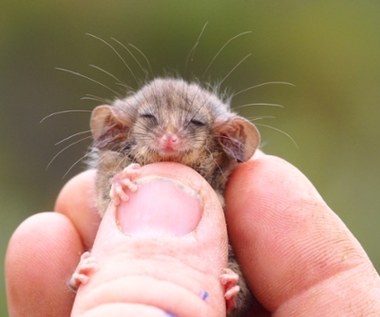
164, 312, 177, 317
200, 290, 209, 301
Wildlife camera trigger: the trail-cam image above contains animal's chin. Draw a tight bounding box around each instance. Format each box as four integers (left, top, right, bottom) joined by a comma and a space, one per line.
146, 144, 196, 162
156, 149, 184, 160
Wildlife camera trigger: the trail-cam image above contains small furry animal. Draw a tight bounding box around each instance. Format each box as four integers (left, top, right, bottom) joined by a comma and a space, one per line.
86, 77, 260, 316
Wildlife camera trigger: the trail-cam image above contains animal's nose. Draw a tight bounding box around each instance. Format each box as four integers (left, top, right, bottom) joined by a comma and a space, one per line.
161, 133, 179, 149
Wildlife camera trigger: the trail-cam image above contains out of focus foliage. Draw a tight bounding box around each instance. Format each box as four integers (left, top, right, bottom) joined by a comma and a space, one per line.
1, 1, 379, 314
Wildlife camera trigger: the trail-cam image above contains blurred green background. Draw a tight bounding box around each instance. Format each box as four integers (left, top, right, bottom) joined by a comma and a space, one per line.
1, 1, 379, 314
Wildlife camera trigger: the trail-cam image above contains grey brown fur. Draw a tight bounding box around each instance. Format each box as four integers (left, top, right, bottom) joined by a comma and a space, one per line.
88, 77, 260, 316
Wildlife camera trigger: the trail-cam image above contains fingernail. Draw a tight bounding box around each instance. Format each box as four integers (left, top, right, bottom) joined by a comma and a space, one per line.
116, 177, 202, 237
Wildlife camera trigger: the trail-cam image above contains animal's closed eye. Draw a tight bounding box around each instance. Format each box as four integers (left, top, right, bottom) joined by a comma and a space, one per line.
140, 113, 157, 121
190, 118, 206, 127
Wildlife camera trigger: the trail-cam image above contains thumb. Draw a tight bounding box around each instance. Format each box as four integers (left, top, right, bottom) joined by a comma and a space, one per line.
71, 162, 229, 317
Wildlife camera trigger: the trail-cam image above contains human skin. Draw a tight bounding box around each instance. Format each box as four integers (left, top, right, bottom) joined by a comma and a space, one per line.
5, 152, 380, 316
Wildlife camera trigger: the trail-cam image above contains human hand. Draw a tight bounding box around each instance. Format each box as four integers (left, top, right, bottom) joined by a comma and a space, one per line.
6, 153, 380, 316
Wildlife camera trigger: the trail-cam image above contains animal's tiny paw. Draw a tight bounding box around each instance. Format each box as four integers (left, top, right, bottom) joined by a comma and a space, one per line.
69, 251, 98, 291
110, 163, 141, 205
220, 268, 240, 313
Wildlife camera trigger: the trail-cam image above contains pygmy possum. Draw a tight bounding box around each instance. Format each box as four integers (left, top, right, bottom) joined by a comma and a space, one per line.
70, 77, 261, 316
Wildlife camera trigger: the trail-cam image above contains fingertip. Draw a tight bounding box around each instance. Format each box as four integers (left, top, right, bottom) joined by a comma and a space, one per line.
55, 169, 100, 248
6, 212, 83, 317
55, 169, 97, 212
225, 154, 373, 311
227, 154, 324, 214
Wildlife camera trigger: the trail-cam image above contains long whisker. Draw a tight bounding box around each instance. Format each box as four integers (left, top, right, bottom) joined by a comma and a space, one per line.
256, 123, 299, 148
232, 81, 295, 98
185, 22, 209, 75
219, 53, 251, 86
55, 67, 121, 97
55, 130, 92, 146
89, 64, 124, 84
62, 152, 91, 179
115, 82, 133, 89
202, 30, 252, 78
111, 37, 148, 79
86, 33, 138, 85
128, 43, 153, 76
245, 115, 276, 122
233, 102, 285, 110
40, 110, 91, 123
46, 136, 92, 170
81, 94, 110, 104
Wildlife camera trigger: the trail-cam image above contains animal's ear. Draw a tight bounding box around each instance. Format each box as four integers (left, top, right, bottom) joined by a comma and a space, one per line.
90, 105, 129, 150
215, 116, 260, 162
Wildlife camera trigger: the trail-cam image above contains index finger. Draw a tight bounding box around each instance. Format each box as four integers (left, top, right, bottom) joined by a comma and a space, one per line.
55, 169, 100, 249
225, 153, 380, 315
